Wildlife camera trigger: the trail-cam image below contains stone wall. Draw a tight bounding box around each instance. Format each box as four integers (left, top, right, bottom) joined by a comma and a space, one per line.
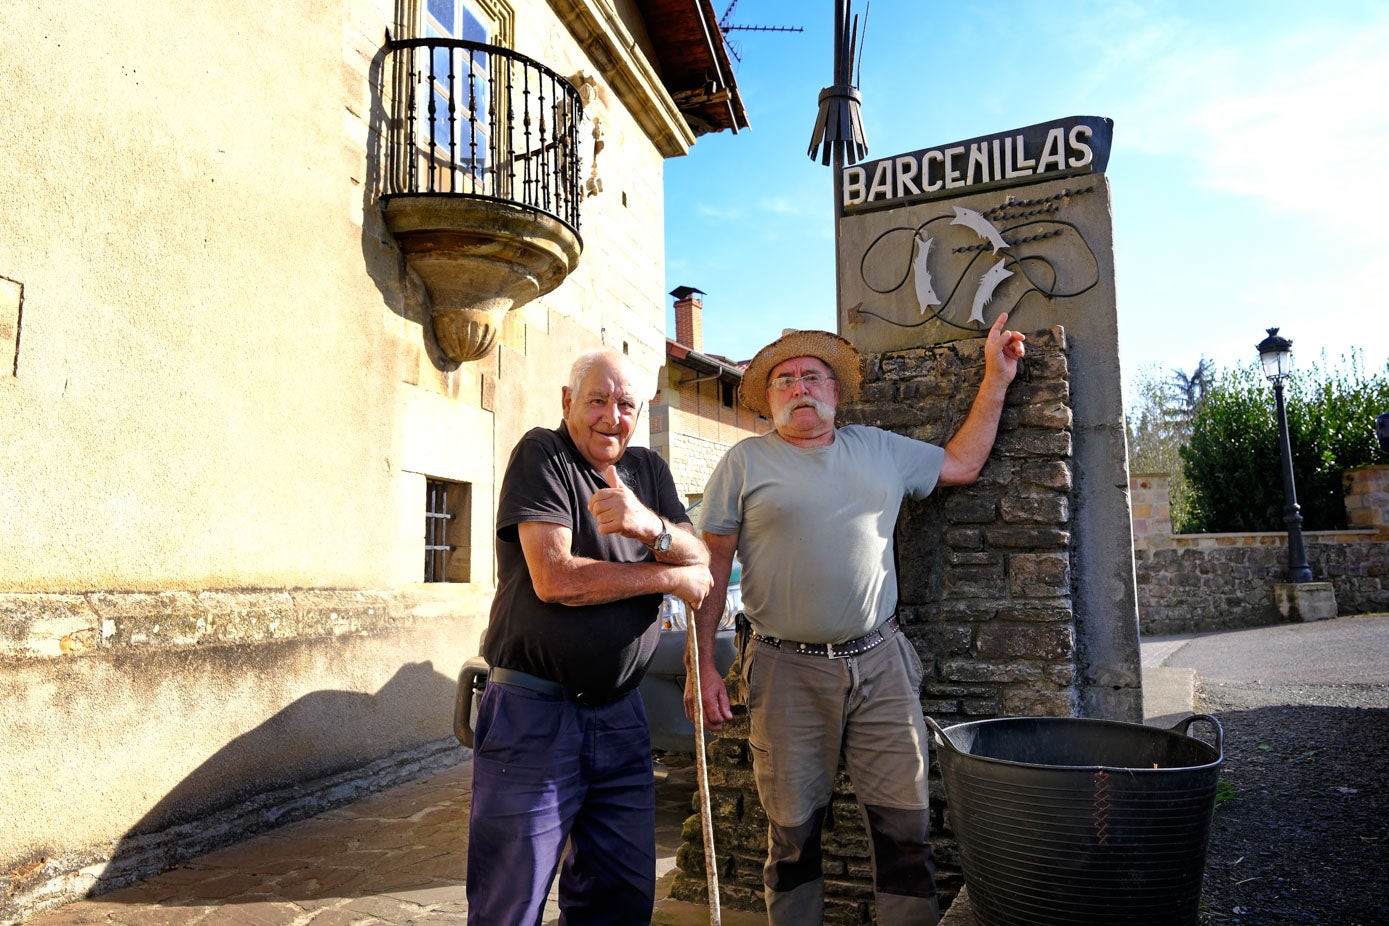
672, 326, 1095, 920
1131, 469, 1389, 634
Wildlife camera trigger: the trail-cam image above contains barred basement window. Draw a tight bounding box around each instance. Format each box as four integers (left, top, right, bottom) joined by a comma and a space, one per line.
425, 478, 472, 582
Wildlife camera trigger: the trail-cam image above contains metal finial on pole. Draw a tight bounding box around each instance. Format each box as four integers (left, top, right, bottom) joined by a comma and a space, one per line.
807, 0, 868, 167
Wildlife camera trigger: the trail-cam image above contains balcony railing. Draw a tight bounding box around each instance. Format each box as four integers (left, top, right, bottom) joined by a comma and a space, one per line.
383, 37, 584, 234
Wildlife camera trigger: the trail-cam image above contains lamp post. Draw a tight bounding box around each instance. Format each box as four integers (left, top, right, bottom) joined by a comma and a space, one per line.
1256, 328, 1314, 583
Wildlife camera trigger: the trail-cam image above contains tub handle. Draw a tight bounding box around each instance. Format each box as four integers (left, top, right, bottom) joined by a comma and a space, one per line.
1170, 713, 1224, 757
924, 716, 962, 754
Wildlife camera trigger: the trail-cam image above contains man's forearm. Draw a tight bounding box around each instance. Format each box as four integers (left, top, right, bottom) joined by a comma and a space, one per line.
535, 557, 693, 607
689, 532, 738, 671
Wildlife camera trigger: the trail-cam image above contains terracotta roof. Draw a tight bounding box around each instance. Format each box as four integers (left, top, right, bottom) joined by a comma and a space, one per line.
666, 338, 747, 381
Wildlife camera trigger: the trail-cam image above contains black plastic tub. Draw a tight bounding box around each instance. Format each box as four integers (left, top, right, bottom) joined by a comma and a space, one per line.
926, 714, 1223, 926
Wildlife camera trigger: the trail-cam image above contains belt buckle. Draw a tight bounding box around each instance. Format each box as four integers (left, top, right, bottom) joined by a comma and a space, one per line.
825, 641, 836, 659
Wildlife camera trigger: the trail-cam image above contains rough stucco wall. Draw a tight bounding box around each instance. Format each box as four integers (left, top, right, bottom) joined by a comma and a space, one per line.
0, 0, 685, 919
0, 0, 400, 592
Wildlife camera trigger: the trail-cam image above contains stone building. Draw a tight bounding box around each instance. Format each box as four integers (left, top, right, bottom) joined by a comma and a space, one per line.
0, 1, 747, 920
650, 287, 771, 502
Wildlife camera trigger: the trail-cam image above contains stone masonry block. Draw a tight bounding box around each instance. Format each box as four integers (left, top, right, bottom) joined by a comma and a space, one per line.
0, 593, 99, 657
1017, 402, 1073, 430
1008, 552, 1071, 589
1001, 495, 1070, 525
976, 622, 1074, 660
1006, 380, 1070, 405
984, 527, 1071, 549
993, 429, 1072, 458
944, 496, 999, 524
942, 660, 1046, 683
1019, 461, 1073, 490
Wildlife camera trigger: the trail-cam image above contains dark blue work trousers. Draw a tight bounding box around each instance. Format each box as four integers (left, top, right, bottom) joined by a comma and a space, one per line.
465, 681, 656, 926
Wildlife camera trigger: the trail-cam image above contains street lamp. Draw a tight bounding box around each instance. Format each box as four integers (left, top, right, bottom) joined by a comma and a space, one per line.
1256, 328, 1314, 583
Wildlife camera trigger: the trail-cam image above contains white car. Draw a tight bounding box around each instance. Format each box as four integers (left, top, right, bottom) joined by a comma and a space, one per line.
639, 555, 741, 754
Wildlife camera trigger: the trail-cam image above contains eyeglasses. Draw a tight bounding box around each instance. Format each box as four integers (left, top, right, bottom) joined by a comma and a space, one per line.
768, 372, 835, 391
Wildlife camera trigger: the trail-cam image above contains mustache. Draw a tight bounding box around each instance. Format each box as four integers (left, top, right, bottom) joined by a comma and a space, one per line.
773, 395, 834, 427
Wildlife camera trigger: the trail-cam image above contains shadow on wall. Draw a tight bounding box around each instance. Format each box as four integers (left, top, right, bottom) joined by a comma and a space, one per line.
87, 659, 464, 902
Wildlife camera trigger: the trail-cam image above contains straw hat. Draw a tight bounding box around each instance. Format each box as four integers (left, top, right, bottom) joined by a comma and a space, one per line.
737, 329, 864, 418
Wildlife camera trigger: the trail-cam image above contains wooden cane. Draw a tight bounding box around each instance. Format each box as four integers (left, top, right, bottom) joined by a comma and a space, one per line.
685, 600, 722, 925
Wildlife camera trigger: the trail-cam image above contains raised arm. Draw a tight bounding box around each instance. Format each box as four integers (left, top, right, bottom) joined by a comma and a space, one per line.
587, 464, 709, 566
940, 311, 1026, 486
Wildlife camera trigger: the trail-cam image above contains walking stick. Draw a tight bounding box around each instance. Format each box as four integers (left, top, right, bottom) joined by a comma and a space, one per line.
685, 600, 722, 926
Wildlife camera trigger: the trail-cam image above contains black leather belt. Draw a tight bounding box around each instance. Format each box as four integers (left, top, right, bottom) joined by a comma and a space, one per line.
751, 615, 900, 659
489, 666, 564, 697
488, 666, 632, 707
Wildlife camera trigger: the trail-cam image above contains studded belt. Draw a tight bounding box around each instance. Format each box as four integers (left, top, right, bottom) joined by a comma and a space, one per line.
750, 615, 900, 659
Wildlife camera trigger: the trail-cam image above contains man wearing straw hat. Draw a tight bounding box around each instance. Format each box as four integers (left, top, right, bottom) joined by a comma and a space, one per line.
467, 348, 712, 926
686, 314, 1025, 925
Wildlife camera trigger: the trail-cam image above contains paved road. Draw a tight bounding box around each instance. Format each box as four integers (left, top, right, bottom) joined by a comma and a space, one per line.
1143, 612, 1389, 710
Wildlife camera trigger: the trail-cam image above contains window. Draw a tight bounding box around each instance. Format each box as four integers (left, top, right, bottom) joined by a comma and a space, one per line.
720, 380, 735, 409
421, 0, 494, 181
425, 478, 472, 582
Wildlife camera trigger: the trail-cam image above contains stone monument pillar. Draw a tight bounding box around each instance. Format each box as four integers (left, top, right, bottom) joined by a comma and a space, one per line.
835, 115, 1141, 721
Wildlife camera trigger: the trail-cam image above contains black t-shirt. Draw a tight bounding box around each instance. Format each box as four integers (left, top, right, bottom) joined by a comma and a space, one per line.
481, 422, 691, 700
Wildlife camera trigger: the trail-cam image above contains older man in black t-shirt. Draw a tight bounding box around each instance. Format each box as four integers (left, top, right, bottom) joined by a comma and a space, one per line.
466, 348, 712, 926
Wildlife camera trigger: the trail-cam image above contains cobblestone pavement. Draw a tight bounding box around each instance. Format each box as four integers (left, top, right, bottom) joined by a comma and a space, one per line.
22, 761, 762, 926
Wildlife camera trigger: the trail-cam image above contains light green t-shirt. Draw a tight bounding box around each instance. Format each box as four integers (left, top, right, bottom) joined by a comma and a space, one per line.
700, 425, 944, 643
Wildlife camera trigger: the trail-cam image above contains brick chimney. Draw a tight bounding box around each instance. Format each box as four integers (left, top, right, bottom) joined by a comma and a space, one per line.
669, 285, 705, 352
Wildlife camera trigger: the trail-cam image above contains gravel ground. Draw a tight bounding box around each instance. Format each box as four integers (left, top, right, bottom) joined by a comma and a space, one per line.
1195, 679, 1389, 925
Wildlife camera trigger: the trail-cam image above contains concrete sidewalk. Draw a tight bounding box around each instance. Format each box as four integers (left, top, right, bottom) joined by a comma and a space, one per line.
20, 758, 759, 926
22, 635, 1202, 926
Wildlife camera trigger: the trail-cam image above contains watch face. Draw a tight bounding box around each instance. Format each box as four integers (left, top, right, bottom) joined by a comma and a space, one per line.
655, 532, 673, 552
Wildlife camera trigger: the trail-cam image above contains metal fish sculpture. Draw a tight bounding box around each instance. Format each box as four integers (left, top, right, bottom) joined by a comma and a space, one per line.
912, 231, 941, 313
969, 258, 1013, 325
951, 206, 1010, 254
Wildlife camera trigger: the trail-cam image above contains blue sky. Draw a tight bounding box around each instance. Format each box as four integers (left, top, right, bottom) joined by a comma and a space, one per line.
664, 0, 1389, 407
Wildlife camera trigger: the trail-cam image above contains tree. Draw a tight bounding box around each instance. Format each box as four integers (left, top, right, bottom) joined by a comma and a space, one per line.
1179, 354, 1389, 533
1169, 358, 1214, 423
1125, 360, 1210, 528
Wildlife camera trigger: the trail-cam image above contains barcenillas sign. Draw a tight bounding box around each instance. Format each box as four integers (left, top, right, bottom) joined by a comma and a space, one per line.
842, 115, 1113, 213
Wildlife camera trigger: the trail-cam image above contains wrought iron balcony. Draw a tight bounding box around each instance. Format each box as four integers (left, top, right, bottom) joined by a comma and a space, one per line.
380, 37, 585, 362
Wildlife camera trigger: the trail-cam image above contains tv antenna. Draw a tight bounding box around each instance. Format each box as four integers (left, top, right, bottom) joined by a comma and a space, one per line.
719, 0, 803, 62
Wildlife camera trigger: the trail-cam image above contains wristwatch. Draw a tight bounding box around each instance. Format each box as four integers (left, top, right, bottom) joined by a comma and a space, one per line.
648, 517, 673, 553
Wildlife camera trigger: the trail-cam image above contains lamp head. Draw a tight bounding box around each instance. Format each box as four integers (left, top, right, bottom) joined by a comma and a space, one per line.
1256, 327, 1293, 384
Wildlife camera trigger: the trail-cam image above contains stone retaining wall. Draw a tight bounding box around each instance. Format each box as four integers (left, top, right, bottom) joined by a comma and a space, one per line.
1131, 469, 1389, 635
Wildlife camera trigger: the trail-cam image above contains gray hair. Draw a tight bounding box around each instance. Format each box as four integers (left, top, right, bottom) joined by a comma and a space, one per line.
567, 349, 644, 401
